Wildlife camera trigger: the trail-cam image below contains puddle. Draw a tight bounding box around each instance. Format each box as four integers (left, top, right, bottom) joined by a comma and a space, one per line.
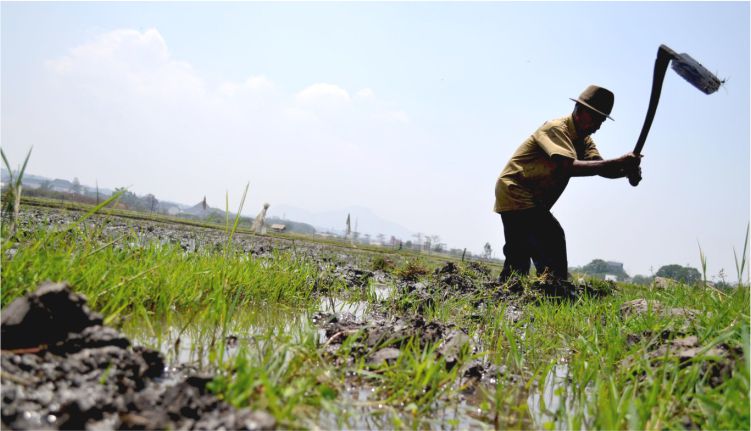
316, 380, 495, 430
527, 364, 593, 430
372, 282, 393, 301
121, 304, 317, 370
319, 296, 370, 320
120, 295, 501, 429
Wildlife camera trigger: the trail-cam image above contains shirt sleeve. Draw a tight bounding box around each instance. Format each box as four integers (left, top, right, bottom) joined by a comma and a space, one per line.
534, 122, 577, 160
583, 136, 602, 160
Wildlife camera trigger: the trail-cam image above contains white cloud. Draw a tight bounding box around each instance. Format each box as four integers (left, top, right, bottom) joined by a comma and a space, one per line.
295, 83, 351, 105
46, 28, 204, 101
24, 28, 416, 216
49, 28, 170, 73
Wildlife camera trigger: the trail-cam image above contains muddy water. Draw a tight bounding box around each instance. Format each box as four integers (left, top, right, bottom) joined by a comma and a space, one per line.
122, 290, 390, 368
120, 296, 516, 430
122, 304, 318, 370
526, 363, 594, 430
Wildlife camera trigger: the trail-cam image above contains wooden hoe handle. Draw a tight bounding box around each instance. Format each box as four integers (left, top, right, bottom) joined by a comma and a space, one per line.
629, 45, 677, 186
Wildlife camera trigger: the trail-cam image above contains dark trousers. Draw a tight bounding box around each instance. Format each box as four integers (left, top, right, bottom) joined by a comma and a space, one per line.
499, 208, 568, 280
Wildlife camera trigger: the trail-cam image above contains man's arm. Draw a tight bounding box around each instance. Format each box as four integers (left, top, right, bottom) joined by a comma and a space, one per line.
553, 153, 641, 178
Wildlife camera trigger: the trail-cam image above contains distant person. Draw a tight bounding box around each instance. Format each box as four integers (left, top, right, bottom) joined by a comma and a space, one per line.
494, 85, 642, 282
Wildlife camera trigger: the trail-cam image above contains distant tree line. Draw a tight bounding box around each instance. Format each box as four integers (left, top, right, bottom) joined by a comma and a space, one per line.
573, 258, 704, 285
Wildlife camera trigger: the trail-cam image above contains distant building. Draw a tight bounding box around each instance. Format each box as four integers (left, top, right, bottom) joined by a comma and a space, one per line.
50, 179, 73, 192
270, 224, 286, 232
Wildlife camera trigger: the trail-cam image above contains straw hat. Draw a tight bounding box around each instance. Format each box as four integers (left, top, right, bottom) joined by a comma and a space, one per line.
570, 85, 614, 120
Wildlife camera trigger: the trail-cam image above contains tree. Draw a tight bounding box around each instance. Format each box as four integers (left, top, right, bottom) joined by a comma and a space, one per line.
483, 242, 493, 260
579, 259, 629, 281
113, 187, 141, 210
145, 194, 158, 213
72, 177, 82, 195
655, 264, 701, 284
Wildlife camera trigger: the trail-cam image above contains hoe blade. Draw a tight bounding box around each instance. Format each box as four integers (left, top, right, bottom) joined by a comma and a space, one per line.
671, 53, 722, 95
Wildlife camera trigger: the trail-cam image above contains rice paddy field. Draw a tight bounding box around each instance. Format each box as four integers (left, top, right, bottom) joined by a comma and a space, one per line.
2, 203, 749, 430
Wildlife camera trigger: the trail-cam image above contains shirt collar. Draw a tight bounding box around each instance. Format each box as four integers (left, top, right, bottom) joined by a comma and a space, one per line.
566, 114, 582, 143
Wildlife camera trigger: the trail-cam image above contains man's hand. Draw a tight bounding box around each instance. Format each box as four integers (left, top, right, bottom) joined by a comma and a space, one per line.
628, 166, 643, 186
615, 152, 642, 171
616, 152, 643, 186
594, 152, 642, 179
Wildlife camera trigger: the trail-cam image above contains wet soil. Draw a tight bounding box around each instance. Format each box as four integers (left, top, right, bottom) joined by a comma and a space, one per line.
619, 298, 742, 387
1, 282, 275, 430
2, 207, 670, 429
10, 208, 603, 306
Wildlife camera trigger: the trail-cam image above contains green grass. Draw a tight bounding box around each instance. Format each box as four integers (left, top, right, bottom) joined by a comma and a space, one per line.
2, 209, 748, 429
482, 284, 750, 430
1, 214, 327, 328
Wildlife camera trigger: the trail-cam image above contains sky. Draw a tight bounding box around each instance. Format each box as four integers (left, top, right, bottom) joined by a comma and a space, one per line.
1, 1, 749, 280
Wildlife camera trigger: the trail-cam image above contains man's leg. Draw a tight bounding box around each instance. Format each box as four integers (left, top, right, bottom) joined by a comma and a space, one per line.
528, 210, 568, 279
499, 210, 532, 281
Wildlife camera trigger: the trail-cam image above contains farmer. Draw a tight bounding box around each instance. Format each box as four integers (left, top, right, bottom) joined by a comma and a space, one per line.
494, 85, 641, 282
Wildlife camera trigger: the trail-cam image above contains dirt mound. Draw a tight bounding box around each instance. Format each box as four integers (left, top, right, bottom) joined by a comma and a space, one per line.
315, 312, 468, 367
620, 298, 699, 320
313, 311, 522, 385
619, 299, 740, 387
1, 282, 275, 430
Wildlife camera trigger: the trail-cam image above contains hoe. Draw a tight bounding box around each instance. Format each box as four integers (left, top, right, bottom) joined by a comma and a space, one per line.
629, 44, 722, 186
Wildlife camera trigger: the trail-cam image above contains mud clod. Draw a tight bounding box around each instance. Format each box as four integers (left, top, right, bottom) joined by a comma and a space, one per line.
1, 282, 103, 351
368, 348, 401, 367
620, 298, 700, 320
1, 283, 275, 430
621, 328, 741, 387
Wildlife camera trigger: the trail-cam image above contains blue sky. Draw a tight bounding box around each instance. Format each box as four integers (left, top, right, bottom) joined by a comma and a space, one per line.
2, 1, 749, 280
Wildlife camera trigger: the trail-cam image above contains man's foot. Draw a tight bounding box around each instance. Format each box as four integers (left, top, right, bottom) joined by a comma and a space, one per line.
533, 274, 578, 299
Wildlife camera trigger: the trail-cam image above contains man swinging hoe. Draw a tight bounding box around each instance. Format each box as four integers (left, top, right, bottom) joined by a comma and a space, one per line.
493, 85, 641, 282
493, 45, 722, 283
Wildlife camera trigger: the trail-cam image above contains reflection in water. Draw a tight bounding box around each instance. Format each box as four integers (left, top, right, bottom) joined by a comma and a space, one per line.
319, 297, 369, 319
371, 283, 392, 301
122, 304, 316, 370
527, 364, 569, 427
120, 293, 499, 430
527, 364, 592, 430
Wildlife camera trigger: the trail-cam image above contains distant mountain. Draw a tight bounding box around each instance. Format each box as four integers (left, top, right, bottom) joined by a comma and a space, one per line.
5, 170, 412, 239
181, 197, 224, 217
268, 204, 415, 240
1, 169, 116, 196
